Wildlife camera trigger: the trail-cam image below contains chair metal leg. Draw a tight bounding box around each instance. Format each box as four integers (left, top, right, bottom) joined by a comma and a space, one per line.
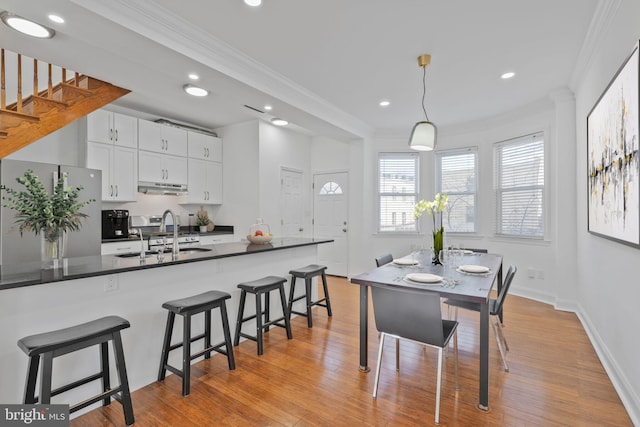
372, 333, 386, 399
453, 331, 459, 391
395, 338, 400, 371
255, 293, 264, 355
435, 348, 443, 425
491, 320, 509, 372
23, 356, 39, 404
495, 317, 509, 351
158, 312, 175, 381
182, 313, 192, 396
112, 332, 135, 426
233, 291, 247, 346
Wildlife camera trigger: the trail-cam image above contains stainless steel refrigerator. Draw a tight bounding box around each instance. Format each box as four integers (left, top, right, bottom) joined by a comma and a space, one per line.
0, 159, 102, 265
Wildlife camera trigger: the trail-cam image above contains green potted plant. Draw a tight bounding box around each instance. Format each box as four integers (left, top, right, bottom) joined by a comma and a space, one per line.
196, 211, 210, 233
0, 169, 95, 267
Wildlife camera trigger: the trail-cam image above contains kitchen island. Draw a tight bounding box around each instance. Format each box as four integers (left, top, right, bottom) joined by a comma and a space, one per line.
0, 237, 332, 414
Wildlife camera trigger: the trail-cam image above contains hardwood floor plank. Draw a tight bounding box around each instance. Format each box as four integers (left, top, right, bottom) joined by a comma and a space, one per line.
72, 276, 632, 426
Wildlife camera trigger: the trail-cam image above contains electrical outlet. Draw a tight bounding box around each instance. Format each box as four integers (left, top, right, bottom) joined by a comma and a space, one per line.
104, 275, 119, 292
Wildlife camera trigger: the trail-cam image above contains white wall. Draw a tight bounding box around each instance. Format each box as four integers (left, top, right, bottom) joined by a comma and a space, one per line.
6, 120, 83, 166
258, 121, 312, 237
573, 1, 640, 423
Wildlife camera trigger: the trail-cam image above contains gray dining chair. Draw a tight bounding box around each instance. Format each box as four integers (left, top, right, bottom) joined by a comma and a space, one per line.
374, 253, 393, 267
371, 286, 459, 425
444, 264, 517, 372
374, 254, 401, 371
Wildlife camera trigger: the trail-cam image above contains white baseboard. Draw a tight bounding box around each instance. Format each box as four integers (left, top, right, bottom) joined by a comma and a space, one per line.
512, 286, 639, 426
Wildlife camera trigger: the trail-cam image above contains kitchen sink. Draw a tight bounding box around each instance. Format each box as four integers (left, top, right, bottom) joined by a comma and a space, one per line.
179, 247, 212, 254
115, 247, 212, 258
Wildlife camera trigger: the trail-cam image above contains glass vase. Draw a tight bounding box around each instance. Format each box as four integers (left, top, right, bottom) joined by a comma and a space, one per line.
41, 228, 66, 269
432, 226, 444, 264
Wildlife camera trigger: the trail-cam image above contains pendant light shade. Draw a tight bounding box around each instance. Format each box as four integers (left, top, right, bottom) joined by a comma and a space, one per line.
409, 54, 436, 151
409, 120, 437, 151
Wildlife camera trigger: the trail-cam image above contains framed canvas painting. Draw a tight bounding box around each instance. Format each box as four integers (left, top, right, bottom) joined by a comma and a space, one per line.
587, 41, 640, 247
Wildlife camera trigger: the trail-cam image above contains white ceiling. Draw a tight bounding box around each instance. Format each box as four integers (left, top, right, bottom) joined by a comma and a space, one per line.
0, 0, 600, 141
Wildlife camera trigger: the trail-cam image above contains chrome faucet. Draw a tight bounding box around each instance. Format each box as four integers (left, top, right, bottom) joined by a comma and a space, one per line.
160, 209, 179, 256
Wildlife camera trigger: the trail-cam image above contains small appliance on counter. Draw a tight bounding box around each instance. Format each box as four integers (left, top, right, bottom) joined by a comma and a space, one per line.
102, 210, 129, 239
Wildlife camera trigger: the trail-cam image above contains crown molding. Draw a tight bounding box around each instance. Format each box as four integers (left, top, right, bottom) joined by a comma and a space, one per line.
569, 0, 623, 90
71, 0, 374, 139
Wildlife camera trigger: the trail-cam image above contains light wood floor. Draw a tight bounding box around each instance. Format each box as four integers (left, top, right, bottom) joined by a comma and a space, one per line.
73, 276, 632, 426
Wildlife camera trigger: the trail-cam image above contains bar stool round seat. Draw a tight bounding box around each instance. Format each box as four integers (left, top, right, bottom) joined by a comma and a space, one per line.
233, 276, 293, 355
18, 315, 134, 426
158, 290, 236, 396
288, 264, 333, 328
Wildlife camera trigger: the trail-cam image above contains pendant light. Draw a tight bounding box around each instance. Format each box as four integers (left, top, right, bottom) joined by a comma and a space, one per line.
409, 54, 437, 151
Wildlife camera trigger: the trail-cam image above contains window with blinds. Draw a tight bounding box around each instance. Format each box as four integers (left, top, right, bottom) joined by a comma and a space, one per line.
436, 148, 478, 233
494, 133, 545, 238
378, 152, 419, 233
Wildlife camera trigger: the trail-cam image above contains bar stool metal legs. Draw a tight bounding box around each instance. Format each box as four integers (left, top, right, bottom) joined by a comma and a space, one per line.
158, 290, 236, 396
288, 264, 333, 328
234, 276, 293, 355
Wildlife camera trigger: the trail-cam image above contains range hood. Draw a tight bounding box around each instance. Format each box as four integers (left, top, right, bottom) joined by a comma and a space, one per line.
138, 181, 188, 195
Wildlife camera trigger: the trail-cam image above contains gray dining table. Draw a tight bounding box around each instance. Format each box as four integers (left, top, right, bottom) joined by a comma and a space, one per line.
349, 251, 503, 411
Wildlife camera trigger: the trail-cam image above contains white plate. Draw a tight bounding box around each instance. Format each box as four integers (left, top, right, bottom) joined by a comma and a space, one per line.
393, 259, 419, 266
458, 264, 490, 274
404, 273, 443, 284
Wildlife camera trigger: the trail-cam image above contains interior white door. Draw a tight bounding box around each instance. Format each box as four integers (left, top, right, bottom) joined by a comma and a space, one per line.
280, 168, 304, 237
313, 172, 348, 277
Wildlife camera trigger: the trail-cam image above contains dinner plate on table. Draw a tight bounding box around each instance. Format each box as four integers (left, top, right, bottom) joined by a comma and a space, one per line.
404, 273, 443, 284
457, 264, 491, 274
393, 258, 419, 266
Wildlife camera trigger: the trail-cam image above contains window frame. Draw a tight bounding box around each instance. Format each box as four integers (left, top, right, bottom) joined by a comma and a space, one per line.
435, 147, 479, 234
377, 152, 420, 234
493, 132, 546, 239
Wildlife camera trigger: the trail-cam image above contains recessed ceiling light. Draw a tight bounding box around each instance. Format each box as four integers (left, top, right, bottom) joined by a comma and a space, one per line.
379, 100, 390, 107
48, 14, 64, 24
271, 118, 288, 126
501, 72, 515, 79
1, 12, 55, 38
183, 84, 208, 97
188, 73, 199, 80
264, 105, 273, 111
244, 0, 262, 6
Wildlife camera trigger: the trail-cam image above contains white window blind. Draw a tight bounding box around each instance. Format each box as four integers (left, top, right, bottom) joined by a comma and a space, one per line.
378, 152, 419, 233
436, 148, 478, 233
494, 133, 545, 238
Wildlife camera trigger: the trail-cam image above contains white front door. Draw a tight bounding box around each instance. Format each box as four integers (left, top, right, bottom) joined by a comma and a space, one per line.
280, 168, 304, 237
313, 172, 348, 277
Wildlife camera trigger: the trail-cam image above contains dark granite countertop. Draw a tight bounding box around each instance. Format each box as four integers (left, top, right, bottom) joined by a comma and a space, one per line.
0, 237, 333, 291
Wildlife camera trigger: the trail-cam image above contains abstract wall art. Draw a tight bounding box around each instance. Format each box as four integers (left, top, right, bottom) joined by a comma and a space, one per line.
587, 41, 640, 247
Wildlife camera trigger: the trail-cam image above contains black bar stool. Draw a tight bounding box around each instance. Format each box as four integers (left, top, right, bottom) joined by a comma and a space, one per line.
287, 264, 332, 328
233, 276, 293, 355
17, 315, 134, 426
158, 290, 236, 396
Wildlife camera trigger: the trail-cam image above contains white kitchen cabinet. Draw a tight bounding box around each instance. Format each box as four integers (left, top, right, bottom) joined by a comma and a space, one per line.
87, 109, 137, 148
138, 120, 187, 157
87, 142, 138, 202
199, 234, 234, 245
188, 132, 222, 162
101, 240, 143, 255
183, 158, 222, 204
182, 131, 223, 205
138, 151, 188, 186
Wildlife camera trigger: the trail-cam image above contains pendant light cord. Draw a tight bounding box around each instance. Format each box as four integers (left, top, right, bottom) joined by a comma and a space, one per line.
421, 65, 430, 121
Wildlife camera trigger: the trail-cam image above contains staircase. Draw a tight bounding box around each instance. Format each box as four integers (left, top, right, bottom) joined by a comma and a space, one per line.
0, 48, 129, 158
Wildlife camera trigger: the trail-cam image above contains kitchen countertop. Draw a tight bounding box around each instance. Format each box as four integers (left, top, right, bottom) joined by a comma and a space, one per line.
0, 237, 332, 290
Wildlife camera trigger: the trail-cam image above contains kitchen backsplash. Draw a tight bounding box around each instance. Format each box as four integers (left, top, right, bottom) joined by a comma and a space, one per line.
102, 193, 218, 229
